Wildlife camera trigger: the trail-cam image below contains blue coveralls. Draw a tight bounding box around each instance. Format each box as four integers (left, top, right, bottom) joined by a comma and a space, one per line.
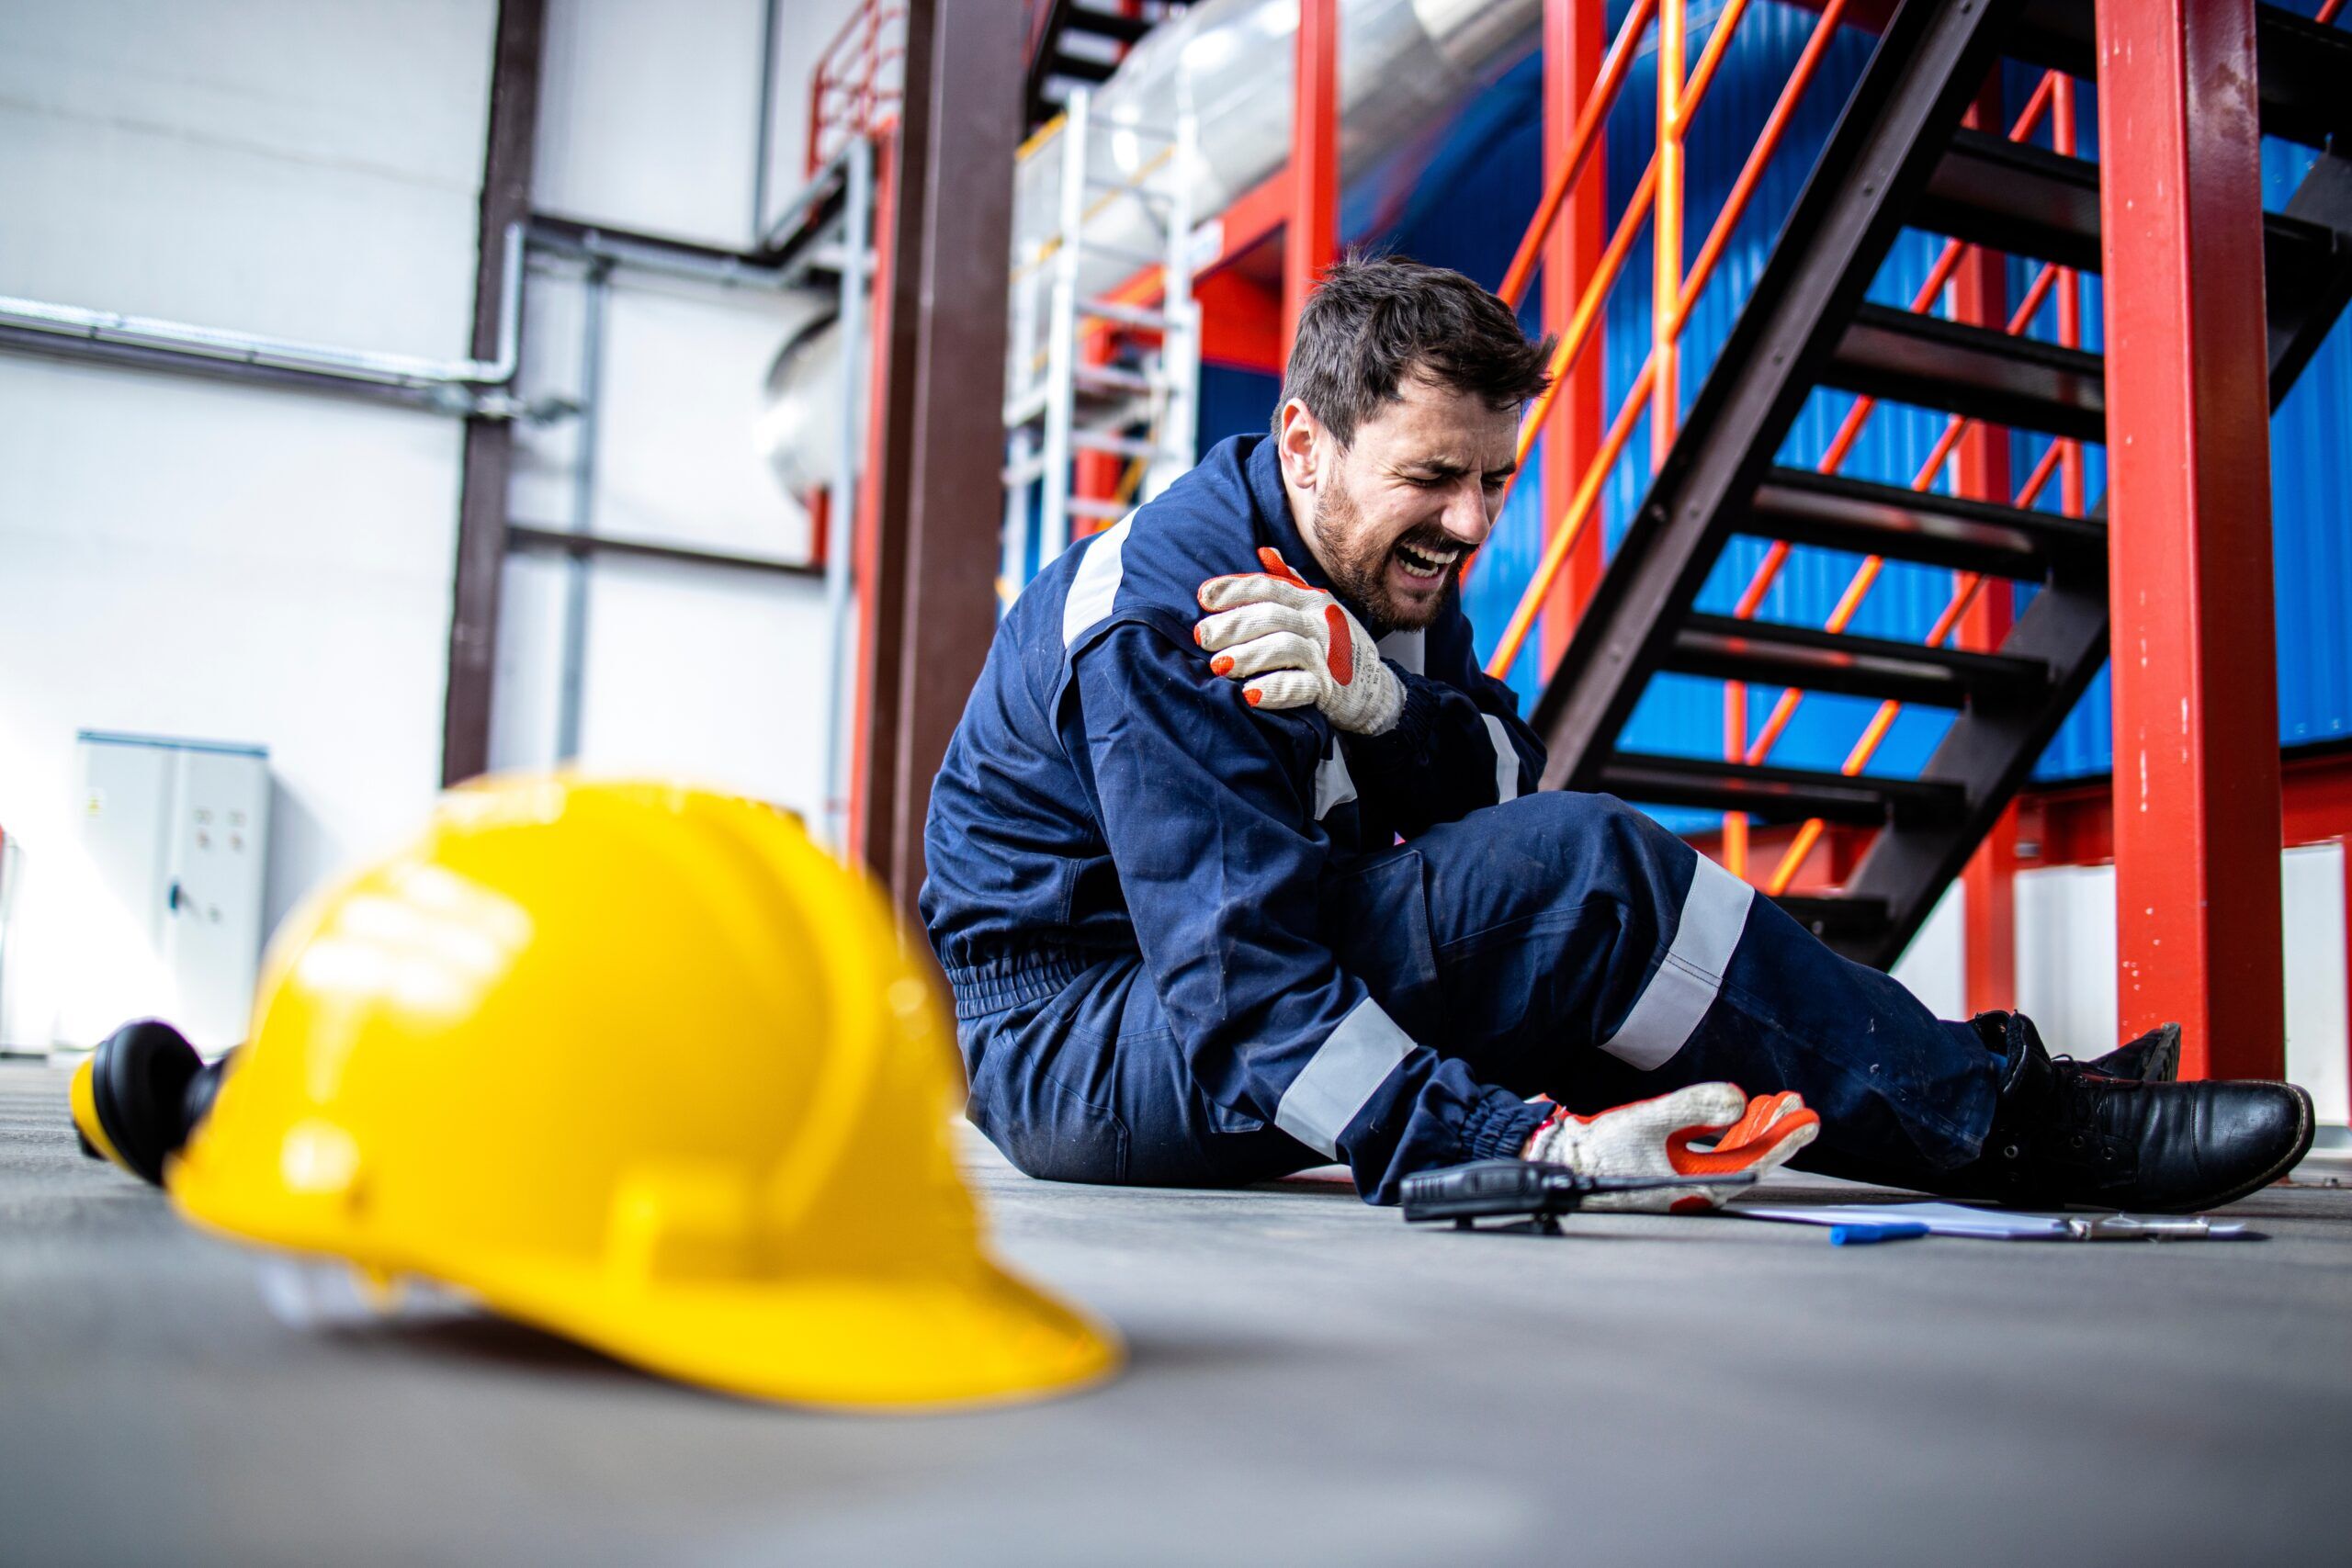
922, 434, 2000, 1203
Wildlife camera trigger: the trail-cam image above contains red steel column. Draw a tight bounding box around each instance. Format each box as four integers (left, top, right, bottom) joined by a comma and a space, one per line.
1283, 0, 1339, 356
2094, 0, 2284, 1076
1951, 91, 2016, 1012
1539, 0, 1608, 675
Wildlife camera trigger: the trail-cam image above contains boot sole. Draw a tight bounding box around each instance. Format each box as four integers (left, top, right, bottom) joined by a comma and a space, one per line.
2160, 1082, 2316, 1213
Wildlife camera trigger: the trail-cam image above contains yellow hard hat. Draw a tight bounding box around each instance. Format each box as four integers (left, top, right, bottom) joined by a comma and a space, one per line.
166, 774, 1119, 1409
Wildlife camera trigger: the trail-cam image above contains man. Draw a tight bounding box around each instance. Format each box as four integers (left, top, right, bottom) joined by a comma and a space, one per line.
922, 256, 2312, 1212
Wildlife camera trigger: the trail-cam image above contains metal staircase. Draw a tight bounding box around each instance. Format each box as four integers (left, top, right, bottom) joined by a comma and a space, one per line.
1531, 0, 2352, 966
1023, 2, 1189, 132
1001, 85, 1202, 586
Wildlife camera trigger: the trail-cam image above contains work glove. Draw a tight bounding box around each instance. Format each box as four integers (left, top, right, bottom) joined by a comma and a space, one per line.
1194, 547, 1405, 736
1523, 1083, 1821, 1213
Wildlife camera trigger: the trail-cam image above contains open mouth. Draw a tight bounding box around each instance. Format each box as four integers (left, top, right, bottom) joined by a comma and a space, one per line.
1392, 540, 1464, 585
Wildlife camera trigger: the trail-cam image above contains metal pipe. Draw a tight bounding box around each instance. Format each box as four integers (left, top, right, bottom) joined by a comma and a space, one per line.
821, 136, 873, 854
0, 223, 526, 415
554, 263, 610, 764
528, 220, 808, 293
752, 0, 782, 242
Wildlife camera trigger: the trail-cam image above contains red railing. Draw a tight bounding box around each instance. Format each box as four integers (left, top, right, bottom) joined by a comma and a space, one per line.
1483, 0, 2113, 889
808, 1, 907, 175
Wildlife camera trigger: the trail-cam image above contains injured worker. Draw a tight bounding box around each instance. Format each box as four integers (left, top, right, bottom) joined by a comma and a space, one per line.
922, 254, 2314, 1213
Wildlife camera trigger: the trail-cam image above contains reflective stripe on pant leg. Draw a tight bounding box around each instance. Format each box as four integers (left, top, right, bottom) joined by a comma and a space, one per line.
1600, 853, 1755, 1071
1273, 997, 1415, 1158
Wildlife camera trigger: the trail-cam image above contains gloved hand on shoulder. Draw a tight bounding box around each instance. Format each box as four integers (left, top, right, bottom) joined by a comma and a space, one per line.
1195, 547, 1404, 736
1524, 1083, 1821, 1213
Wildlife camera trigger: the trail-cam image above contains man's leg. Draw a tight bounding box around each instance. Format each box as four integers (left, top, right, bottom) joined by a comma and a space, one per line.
1331, 791, 2000, 1187
957, 954, 1327, 1189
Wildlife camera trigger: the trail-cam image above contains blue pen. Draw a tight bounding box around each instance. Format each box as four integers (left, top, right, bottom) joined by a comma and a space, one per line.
1828, 1222, 1931, 1247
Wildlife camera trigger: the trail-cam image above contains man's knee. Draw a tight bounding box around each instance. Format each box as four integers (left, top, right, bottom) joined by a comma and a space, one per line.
1487, 790, 1678, 881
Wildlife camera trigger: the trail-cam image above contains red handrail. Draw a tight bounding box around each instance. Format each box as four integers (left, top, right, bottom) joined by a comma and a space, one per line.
808, 1, 907, 175
1505, 0, 1767, 483
1485, 0, 1852, 682
1499, 0, 1658, 310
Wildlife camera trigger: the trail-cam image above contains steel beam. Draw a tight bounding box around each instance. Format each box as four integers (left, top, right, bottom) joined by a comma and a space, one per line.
1283, 0, 1339, 355
1951, 94, 2017, 1013
2095, 0, 2285, 1076
443, 0, 546, 786
852, 0, 1023, 910
1539, 0, 1609, 674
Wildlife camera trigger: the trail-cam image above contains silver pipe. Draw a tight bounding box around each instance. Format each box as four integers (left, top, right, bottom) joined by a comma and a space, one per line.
820, 135, 872, 854
0, 223, 527, 408
752, 0, 782, 243
554, 263, 611, 764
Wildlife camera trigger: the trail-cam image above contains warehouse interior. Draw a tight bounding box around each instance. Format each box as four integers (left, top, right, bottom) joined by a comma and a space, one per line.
4, 1, 2349, 1562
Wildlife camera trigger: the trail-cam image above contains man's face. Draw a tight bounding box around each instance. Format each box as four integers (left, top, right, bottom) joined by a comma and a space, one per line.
1277, 373, 1521, 632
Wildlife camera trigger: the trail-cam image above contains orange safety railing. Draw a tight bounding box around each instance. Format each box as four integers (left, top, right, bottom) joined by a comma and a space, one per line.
808, 0, 907, 175
1480, 0, 2118, 891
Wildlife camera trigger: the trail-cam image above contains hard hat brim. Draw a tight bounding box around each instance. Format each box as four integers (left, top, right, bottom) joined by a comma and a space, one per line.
447, 1249, 1123, 1411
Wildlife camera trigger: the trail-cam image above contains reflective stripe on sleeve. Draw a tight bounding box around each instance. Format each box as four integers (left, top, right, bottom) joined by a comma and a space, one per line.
1313, 740, 1358, 820
1600, 853, 1755, 1071
1481, 713, 1520, 804
1060, 517, 1132, 647
1273, 997, 1415, 1158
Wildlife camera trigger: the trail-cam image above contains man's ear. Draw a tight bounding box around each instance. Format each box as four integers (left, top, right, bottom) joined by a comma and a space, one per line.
1275, 399, 1324, 490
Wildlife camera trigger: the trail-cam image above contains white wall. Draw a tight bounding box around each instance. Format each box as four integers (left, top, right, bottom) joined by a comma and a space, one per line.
0, 0, 496, 1047
493, 246, 840, 818
534, 0, 867, 250
507, 0, 866, 825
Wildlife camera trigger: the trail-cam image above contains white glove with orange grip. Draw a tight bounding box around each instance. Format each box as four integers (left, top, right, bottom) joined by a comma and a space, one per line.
1194, 547, 1405, 736
1524, 1083, 1821, 1213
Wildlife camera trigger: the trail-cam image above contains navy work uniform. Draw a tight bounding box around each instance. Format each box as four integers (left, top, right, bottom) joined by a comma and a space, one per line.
922, 434, 1999, 1203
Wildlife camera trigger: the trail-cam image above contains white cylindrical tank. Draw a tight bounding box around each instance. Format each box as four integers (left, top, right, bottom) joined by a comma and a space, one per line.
1013, 0, 1541, 303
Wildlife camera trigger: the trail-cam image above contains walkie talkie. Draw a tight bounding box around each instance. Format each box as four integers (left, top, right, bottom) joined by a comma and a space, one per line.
1401, 1159, 1757, 1235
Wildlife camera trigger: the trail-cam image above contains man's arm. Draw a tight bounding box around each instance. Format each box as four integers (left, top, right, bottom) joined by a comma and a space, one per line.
1341, 662, 1544, 837
1191, 551, 1544, 836
1068, 620, 1543, 1201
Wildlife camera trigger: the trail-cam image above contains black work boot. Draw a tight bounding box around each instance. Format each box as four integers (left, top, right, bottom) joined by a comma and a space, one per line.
2084, 1022, 2180, 1083
1956, 1013, 2313, 1212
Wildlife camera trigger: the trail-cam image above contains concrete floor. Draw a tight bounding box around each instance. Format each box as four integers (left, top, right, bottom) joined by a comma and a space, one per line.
5, 1060, 2349, 1568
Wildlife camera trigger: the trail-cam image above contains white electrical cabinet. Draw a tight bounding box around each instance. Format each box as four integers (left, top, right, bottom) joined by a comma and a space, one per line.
75, 732, 270, 1055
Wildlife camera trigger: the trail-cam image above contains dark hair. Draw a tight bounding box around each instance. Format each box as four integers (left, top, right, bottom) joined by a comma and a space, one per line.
1275, 253, 1555, 446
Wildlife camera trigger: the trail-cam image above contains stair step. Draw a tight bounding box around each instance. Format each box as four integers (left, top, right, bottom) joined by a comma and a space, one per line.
1770, 894, 1890, 942
1599, 753, 1966, 828
1827, 304, 2105, 442
1744, 467, 2106, 579
1060, 7, 1155, 44
1667, 613, 2052, 708
1916, 130, 2101, 272
2007, 2, 2352, 153
1047, 51, 1119, 85
1917, 129, 2346, 289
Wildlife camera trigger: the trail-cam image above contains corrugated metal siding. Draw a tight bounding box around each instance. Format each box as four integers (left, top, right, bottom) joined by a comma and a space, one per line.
1386, 0, 2352, 795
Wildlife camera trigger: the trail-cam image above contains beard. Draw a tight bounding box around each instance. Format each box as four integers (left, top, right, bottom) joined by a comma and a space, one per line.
1312, 473, 1461, 633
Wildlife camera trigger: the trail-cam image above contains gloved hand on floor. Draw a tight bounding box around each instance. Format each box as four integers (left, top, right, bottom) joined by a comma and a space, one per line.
1524, 1084, 1821, 1213
1195, 547, 1404, 736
